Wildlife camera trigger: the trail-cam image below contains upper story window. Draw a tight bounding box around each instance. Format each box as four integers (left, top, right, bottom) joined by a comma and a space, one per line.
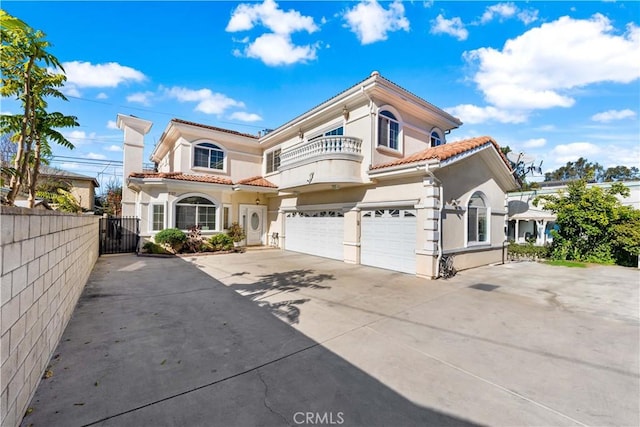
467, 192, 488, 244
175, 196, 217, 231
430, 130, 443, 147
378, 110, 399, 150
309, 126, 344, 141
194, 142, 224, 170
266, 149, 281, 174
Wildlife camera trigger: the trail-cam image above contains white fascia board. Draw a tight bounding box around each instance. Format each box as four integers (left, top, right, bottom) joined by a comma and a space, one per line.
232, 184, 279, 193
368, 160, 439, 180
356, 199, 420, 209
260, 78, 377, 146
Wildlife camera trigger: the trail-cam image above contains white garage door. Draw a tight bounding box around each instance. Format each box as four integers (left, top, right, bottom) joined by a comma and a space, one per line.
285, 210, 344, 260
361, 208, 417, 274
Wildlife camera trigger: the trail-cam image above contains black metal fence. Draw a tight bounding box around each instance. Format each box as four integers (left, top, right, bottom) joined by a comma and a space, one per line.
99, 217, 140, 255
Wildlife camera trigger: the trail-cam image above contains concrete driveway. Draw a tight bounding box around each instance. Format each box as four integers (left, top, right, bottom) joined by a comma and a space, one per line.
188, 249, 640, 427
21, 250, 639, 426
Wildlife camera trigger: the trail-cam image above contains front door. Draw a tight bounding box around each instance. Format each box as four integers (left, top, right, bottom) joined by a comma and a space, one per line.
245, 205, 265, 245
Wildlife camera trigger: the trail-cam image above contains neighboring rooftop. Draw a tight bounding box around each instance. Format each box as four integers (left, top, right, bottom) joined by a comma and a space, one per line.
39, 165, 100, 187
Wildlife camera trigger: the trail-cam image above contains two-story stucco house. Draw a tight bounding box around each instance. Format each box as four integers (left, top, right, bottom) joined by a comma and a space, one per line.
119, 72, 518, 278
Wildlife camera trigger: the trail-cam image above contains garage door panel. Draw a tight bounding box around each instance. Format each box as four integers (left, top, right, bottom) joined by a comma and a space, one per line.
361, 209, 416, 274
285, 211, 344, 261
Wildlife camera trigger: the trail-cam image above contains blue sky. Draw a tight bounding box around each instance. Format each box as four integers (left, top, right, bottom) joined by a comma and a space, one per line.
2, 1, 639, 187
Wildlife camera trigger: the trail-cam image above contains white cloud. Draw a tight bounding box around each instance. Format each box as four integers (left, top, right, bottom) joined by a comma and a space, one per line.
105, 145, 122, 152
591, 109, 636, 123
96, 92, 108, 100
522, 138, 546, 148
229, 111, 263, 122
430, 14, 468, 41
227, 0, 319, 66
462, 14, 640, 120
480, 3, 517, 24
106, 120, 118, 130
549, 142, 601, 163
343, 0, 409, 45
445, 104, 527, 124
164, 87, 244, 115
517, 9, 539, 25
244, 33, 318, 66
226, 0, 317, 34
62, 61, 146, 88
87, 153, 107, 160
64, 130, 96, 146
126, 91, 155, 106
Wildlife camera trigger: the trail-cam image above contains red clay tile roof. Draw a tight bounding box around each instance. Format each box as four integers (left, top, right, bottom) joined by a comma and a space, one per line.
370, 136, 512, 171
235, 176, 278, 188
129, 172, 233, 185
171, 118, 258, 139
128, 172, 278, 188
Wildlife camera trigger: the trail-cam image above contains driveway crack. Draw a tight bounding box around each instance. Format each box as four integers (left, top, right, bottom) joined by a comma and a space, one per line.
257, 369, 291, 426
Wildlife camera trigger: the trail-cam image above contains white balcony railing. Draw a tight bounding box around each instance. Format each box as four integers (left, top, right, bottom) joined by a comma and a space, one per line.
280, 136, 363, 167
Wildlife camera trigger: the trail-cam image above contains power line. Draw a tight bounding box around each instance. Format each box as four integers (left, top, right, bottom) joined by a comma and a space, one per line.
66, 95, 267, 130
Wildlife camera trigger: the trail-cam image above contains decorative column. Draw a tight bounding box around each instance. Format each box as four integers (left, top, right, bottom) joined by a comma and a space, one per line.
416, 175, 440, 279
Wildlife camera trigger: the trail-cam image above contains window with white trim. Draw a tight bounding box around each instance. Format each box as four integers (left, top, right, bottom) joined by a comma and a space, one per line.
175, 196, 217, 230
223, 205, 231, 229
467, 192, 488, 244
266, 149, 281, 174
309, 126, 344, 141
194, 142, 224, 170
378, 111, 399, 150
151, 204, 165, 231
430, 130, 443, 147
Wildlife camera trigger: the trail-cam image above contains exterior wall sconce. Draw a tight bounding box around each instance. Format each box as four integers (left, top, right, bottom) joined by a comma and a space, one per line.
298, 130, 304, 139
342, 106, 349, 120
255, 193, 260, 205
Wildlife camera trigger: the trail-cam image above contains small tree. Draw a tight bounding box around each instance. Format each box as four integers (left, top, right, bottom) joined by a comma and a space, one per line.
534, 180, 639, 265
0, 11, 78, 207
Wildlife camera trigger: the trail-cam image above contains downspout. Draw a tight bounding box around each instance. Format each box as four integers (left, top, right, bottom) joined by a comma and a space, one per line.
425, 169, 443, 278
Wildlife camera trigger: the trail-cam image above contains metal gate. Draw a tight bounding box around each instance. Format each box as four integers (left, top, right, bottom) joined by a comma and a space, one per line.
99, 217, 140, 255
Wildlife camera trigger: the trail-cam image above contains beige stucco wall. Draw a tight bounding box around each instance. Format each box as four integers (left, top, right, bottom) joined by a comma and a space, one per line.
0, 207, 99, 427
69, 179, 95, 211
434, 153, 509, 271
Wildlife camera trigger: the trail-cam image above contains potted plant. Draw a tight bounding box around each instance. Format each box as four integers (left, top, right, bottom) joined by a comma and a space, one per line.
226, 222, 246, 248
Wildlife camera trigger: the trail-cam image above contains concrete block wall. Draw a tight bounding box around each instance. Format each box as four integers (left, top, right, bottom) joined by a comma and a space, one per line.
0, 207, 99, 427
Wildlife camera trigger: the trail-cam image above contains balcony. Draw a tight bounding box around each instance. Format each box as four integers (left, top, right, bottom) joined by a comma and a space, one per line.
278, 136, 365, 191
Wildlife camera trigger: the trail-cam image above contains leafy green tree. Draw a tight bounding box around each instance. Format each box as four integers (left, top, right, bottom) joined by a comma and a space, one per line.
534, 180, 639, 266
602, 165, 640, 182
0, 10, 78, 207
544, 157, 604, 182
36, 187, 81, 213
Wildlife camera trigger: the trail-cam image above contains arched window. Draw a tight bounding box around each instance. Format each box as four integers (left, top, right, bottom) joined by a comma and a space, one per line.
175, 196, 217, 230
430, 130, 443, 147
194, 142, 224, 170
378, 110, 399, 150
467, 192, 488, 244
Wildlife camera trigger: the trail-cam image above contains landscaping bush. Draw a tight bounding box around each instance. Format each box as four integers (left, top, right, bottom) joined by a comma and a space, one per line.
209, 233, 234, 251
507, 242, 550, 261
154, 228, 187, 252
142, 241, 172, 255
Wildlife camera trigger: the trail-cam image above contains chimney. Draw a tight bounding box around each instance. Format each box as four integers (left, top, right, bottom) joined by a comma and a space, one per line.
117, 114, 152, 217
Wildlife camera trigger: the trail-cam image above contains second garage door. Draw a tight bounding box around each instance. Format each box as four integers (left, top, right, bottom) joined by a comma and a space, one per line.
361, 208, 417, 274
285, 210, 344, 260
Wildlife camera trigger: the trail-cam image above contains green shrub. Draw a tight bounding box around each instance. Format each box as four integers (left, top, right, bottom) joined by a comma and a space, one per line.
209, 233, 234, 251
142, 241, 171, 255
154, 228, 187, 252
508, 242, 550, 261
